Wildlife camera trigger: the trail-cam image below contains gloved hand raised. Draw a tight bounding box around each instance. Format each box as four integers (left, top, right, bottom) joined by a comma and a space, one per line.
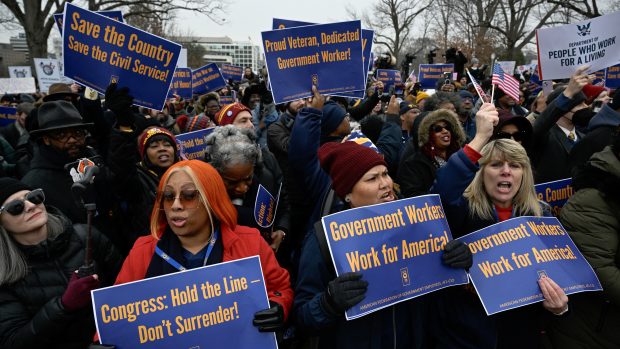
61, 272, 100, 312
253, 301, 284, 332
321, 272, 368, 315
442, 240, 473, 269
104, 83, 135, 127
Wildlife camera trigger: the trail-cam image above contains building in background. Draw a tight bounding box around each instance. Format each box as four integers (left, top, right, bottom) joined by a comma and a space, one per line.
9, 33, 29, 61
0, 43, 29, 77
177, 36, 263, 71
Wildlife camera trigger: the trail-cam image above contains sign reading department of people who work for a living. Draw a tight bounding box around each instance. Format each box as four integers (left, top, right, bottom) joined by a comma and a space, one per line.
376, 69, 402, 92
175, 127, 216, 160
322, 195, 469, 320
605, 63, 620, 88
536, 11, 620, 80
191, 63, 227, 95
418, 64, 455, 89
92, 256, 277, 349
220, 64, 244, 82
54, 11, 123, 34
458, 216, 601, 315
62, 3, 181, 110
166, 68, 192, 99
254, 183, 282, 228
262, 20, 365, 104
535, 178, 573, 217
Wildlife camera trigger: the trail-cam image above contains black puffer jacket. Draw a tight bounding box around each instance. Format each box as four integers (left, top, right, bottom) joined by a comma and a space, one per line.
0, 210, 122, 349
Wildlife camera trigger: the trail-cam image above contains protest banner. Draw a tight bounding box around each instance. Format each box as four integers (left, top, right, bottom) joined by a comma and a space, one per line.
497, 61, 516, 75
166, 68, 192, 99
219, 94, 235, 105
220, 64, 244, 82
254, 183, 282, 228
0, 78, 37, 94
458, 216, 601, 315
8, 66, 32, 78
33, 58, 63, 93
92, 256, 277, 349
0, 106, 16, 127
178, 48, 188, 68
62, 3, 181, 110
192, 63, 227, 95
321, 195, 469, 320
262, 20, 365, 104
418, 64, 454, 89
605, 63, 620, 88
535, 178, 573, 217
536, 11, 620, 80
54, 11, 123, 34
175, 127, 216, 160
376, 69, 402, 92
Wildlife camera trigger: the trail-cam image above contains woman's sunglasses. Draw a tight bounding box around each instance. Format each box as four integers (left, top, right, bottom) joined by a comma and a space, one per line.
431, 124, 452, 133
0, 189, 45, 216
160, 189, 202, 210
495, 130, 527, 142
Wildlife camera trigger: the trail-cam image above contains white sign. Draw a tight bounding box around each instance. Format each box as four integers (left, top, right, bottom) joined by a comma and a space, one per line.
178, 48, 188, 68
8, 66, 32, 78
536, 11, 620, 80
34, 58, 63, 93
497, 61, 516, 75
0, 78, 37, 94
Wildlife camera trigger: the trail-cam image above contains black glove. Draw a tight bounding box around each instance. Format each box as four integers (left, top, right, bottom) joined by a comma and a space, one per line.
321, 272, 368, 315
105, 83, 135, 127
253, 301, 284, 332
442, 240, 473, 269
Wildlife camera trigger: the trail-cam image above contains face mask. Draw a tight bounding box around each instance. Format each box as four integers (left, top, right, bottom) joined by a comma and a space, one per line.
572, 108, 595, 128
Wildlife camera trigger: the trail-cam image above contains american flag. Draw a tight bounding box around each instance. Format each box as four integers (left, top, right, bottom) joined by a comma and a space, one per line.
492, 64, 521, 102
466, 69, 489, 102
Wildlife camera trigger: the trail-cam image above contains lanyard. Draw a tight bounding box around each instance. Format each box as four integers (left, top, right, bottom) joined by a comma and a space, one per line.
155, 229, 219, 271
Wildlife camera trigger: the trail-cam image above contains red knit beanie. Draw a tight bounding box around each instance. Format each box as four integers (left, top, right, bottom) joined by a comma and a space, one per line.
582, 84, 606, 105
214, 102, 251, 126
318, 141, 387, 199
137, 126, 178, 158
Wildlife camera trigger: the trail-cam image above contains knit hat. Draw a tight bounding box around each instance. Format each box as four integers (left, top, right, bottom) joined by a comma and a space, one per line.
0, 178, 32, 207
318, 141, 387, 199
137, 126, 178, 159
581, 84, 606, 105
186, 114, 210, 132
458, 90, 474, 100
416, 92, 430, 105
214, 102, 252, 126
321, 100, 348, 136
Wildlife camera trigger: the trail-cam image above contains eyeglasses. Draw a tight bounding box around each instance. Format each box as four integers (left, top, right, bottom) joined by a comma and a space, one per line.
48, 128, 87, 142
160, 189, 202, 210
0, 189, 45, 216
495, 130, 527, 142
431, 124, 452, 133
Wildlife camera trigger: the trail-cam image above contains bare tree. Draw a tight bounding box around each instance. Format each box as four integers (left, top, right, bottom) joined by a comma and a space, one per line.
546, 0, 603, 18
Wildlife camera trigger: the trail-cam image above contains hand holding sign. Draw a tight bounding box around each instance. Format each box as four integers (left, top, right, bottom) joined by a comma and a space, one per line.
253, 301, 285, 332
270, 230, 285, 252
308, 85, 325, 110
322, 272, 369, 315
539, 276, 569, 315
563, 65, 590, 99
105, 83, 135, 127
442, 240, 473, 269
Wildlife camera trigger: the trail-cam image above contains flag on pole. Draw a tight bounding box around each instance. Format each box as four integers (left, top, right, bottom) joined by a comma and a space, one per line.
408, 69, 417, 83
492, 64, 520, 102
466, 68, 489, 102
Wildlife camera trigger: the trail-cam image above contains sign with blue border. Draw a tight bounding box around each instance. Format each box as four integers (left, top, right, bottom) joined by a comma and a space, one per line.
167, 68, 192, 99
175, 127, 216, 160
605, 63, 620, 88
418, 64, 455, 89
55, 10, 123, 34
220, 64, 244, 82
535, 178, 573, 217
192, 63, 227, 96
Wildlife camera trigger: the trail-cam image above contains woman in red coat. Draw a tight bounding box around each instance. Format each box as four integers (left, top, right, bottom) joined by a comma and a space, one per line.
115, 159, 293, 331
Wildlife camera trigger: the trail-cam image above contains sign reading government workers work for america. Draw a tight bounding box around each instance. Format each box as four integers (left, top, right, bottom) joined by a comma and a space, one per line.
536, 11, 620, 80
63, 3, 181, 110
321, 195, 468, 320
262, 20, 365, 104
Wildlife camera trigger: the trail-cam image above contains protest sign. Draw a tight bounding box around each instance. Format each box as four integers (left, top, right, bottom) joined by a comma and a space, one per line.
220, 64, 244, 82
497, 61, 516, 75
192, 63, 227, 95
262, 20, 365, 104
219, 94, 235, 105
175, 127, 216, 160
62, 3, 181, 110
177, 48, 188, 68
0, 78, 37, 94
34, 58, 63, 93
166, 68, 192, 99
322, 195, 468, 320
272, 18, 313, 29
605, 63, 620, 88
376, 69, 402, 92
8, 66, 32, 78
459, 216, 601, 315
54, 11, 123, 34
418, 64, 454, 89
536, 11, 620, 80
535, 178, 573, 217
92, 256, 277, 349
0, 106, 16, 127
254, 183, 282, 228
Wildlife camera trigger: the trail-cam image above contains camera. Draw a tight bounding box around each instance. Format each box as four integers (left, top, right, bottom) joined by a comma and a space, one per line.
375, 53, 396, 70
427, 49, 437, 64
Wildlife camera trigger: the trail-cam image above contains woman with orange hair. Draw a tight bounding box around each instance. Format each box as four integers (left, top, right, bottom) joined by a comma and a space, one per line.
114, 160, 293, 332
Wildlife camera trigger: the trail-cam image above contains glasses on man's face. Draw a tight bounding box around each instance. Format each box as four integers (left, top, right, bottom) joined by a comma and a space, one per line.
48, 128, 87, 142
160, 189, 202, 210
431, 124, 452, 133
496, 130, 526, 142
0, 189, 45, 216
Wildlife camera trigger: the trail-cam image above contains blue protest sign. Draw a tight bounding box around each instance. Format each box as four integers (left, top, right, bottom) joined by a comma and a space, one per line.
62, 4, 180, 110
55, 10, 123, 34
192, 63, 227, 95
535, 178, 573, 217
254, 183, 282, 228
175, 127, 216, 160
376, 69, 402, 92
92, 256, 277, 349
262, 20, 365, 104
0, 106, 16, 126
417, 64, 454, 89
458, 216, 602, 315
272, 18, 313, 29
322, 195, 469, 320
605, 63, 620, 88
220, 64, 244, 82
167, 68, 192, 99
219, 94, 235, 105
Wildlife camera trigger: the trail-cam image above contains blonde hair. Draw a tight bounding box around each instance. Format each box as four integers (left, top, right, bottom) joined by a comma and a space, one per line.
463, 139, 542, 220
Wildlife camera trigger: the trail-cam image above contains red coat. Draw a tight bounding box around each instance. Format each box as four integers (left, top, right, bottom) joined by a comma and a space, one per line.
115, 224, 293, 319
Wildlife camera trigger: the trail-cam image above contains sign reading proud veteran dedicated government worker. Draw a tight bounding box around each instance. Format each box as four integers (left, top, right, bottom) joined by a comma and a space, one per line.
262, 20, 365, 104
321, 195, 468, 320
63, 3, 181, 110
458, 216, 601, 315
92, 256, 277, 349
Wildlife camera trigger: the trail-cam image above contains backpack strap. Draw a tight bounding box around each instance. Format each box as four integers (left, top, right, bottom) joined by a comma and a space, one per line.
313, 188, 337, 275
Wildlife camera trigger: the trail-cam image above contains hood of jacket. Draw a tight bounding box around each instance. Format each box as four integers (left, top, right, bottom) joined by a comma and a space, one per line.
417, 109, 467, 148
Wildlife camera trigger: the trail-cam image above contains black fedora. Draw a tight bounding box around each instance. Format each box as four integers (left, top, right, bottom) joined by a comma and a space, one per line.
30, 100, 93, 137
